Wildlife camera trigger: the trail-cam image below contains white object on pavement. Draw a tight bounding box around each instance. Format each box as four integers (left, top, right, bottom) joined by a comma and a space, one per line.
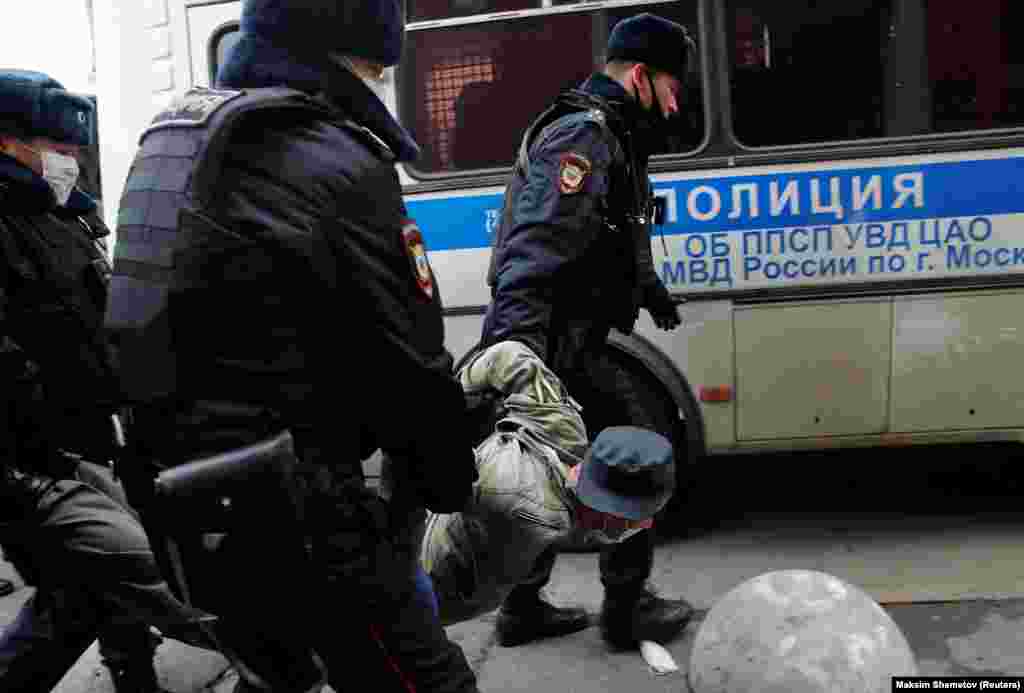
640, 640, 679, 675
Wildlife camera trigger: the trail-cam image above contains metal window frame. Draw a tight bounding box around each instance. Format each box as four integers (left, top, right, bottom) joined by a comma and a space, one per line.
198, 0, 1024, 196
709, 0, 1024, 168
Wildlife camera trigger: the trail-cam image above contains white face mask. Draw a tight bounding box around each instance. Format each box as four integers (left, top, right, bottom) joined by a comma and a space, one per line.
336, 54, 391, 107
364, 72, 390, 107
37, 149, 79, 206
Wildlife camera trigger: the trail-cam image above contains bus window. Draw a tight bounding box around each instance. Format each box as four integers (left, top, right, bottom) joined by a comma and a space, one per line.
401, 1, 702, 175
409, 1, 536, 23
209, 23, 241, 85
76, 94, 102, 203
928, 0, 1024, 133
726, 0, 891, 147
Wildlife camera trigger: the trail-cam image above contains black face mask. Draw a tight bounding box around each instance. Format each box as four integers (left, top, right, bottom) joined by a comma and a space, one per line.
632, 72, 681, 158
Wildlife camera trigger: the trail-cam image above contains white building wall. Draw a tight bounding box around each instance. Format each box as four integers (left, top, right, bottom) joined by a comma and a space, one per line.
93, 0, 193, 233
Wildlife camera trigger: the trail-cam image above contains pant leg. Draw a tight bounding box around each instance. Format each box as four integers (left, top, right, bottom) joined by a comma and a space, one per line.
503, 546, 557, 605
317, 561, 479, 693
569, 351, 659, 591
318, 456, 479, 693
599, 528, 655, 591
32, 480, 206, 628
0, 477, 209, 692
0, 585, 105, 692
414, 566, 440, 622
75, 461, 137, 519
567, 350, 661, 439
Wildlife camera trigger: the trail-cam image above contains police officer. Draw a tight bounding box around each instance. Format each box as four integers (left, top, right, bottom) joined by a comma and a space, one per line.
0, 69, 207, 693
105, 1, 481, 691
480, 13, 696, 649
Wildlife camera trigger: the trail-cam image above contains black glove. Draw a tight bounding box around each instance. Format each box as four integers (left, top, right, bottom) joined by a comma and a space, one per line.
643, 281, 682, 331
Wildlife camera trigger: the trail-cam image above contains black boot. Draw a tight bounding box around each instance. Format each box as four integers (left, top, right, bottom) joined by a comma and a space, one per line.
104, 659, 170, 693
100, 628, 171, 693
600, 584, 694, 650
495, 590, 590, 647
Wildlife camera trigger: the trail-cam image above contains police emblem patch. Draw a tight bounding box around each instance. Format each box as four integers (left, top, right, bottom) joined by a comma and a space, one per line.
402, 219, 435, 299
558, 153, 591, 195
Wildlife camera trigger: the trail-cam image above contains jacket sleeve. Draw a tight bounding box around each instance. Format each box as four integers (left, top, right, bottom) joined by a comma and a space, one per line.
486, 120, 614, 360
638, 178, 666, 293
321, 163, 477, 510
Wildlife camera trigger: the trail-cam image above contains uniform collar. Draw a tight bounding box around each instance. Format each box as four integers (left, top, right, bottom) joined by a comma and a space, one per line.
0, 154, 56, 214
580, 72, 632, 103
217, 32, 421, 163
0, 154, 97, 217
579, 72, 649, 131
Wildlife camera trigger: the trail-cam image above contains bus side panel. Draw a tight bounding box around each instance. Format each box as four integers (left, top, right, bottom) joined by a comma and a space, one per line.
638, 301, 736, 452
891, 289, 1024, 433
734, 299, 892, 440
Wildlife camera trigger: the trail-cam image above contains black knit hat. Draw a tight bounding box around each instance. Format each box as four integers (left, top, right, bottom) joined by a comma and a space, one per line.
0, 70, 93, 146
606, 13, 695, 84
575, 426, 675, 521
240, 0, 405, 67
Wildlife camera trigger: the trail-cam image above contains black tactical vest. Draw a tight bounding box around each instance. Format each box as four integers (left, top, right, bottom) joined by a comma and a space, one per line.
105, 86, 330, 406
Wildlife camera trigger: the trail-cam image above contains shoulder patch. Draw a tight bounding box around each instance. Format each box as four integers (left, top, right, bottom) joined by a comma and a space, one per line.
557, 152, 592, 195
402, 219, 435, 299
148, 87, 243, 130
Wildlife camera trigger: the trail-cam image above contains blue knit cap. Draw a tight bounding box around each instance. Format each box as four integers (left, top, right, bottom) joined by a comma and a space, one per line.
240, 0, 405, 67
606, 13, 695, 84
0, 70, 94, 146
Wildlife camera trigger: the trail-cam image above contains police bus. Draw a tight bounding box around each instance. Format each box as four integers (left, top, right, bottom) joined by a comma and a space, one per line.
95, 0, 1024, 512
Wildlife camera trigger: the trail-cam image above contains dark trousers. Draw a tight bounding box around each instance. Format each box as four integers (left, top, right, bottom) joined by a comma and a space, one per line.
318, 569, 476, 693
511, 347, 660, 602
0, 464, 186, 692
312, 455, 477, 693
0, 590, 157, 693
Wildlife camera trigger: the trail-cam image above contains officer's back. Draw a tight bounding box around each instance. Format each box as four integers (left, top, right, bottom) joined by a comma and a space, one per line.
114, 5, 470, 483
106, 1, 480, 691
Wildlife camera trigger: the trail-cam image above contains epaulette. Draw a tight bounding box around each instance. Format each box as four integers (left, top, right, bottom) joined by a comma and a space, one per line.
338, 120, 395, 162
143, 87, 245, 137
137, 86, 330, 208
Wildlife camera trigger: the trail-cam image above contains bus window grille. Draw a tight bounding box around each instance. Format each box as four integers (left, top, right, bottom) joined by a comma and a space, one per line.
425, 50, 495, 169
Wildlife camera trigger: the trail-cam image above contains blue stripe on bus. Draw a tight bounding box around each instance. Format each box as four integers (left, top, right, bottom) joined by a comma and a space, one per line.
406, 156, 1024, 252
